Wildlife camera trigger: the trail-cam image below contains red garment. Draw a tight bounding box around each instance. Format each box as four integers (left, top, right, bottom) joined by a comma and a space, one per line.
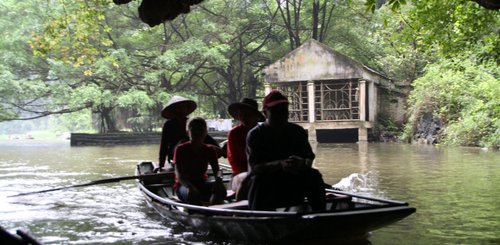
159, 118, 221, 168
227, 124, 250, 175
173, 141, 218, 190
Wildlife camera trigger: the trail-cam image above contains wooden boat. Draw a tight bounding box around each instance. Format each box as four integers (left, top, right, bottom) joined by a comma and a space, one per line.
136, 161, 416, 242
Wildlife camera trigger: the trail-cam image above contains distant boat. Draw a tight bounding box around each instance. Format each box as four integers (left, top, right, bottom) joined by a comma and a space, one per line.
136, 161, 416, 242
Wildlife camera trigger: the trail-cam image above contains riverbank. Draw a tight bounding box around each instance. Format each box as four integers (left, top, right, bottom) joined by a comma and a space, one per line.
70, 131, 228, 146
1, 130, 228, 146
0, 131, 69, 140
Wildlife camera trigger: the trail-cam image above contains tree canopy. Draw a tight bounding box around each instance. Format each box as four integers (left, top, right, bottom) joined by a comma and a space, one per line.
0, 0, 498, 147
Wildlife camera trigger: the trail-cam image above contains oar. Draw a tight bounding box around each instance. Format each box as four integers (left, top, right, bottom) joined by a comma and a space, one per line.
7, 171, 173, 198
325, 188, 408, 205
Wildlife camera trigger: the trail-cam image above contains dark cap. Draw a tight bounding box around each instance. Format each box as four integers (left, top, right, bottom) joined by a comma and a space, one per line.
262, 90, 289, 110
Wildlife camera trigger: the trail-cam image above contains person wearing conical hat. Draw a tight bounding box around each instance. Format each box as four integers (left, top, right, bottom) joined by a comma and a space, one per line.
158, 96, 221, 171
226, 98, 265, 200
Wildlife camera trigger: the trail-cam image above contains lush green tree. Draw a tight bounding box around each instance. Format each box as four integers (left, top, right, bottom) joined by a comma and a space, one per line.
24, 0, 277, 127
368, 0, 499, 62
0, 1, 90, 123
371, 0, 499, 147
30, 0, 114, 66
16, 0, 169, 132
403, 58, 499, 147
189, 0, 279, 115
4, 0, 386, 129
1, 0, 497, 146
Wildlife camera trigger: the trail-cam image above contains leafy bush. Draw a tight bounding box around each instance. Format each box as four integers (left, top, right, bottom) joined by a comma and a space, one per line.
403, 58, 499, 148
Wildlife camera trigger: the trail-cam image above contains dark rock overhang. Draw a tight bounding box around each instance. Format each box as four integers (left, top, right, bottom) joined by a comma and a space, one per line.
472, 0, 500, 10
114, 0, 498, 28
113, 0, 205, 27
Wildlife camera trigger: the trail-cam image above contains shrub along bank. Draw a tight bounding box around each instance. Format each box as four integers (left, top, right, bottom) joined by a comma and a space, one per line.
402, 58, 499, 149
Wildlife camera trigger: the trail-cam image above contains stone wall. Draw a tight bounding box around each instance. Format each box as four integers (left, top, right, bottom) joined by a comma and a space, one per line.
377, 88, 407, 125
70, 131, 228, 146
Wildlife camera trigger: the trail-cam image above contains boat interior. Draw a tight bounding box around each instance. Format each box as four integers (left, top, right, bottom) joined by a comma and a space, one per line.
136, 161, 406, 213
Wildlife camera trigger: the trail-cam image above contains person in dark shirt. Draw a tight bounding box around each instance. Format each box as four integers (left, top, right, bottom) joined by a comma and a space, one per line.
158, 96, 221, 171
246, 90, 326, 211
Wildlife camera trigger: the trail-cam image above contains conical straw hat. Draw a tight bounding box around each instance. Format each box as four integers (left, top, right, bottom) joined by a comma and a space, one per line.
161, 96, 197, 119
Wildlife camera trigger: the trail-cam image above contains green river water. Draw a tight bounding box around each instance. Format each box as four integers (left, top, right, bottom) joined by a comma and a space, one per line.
0, 139, 499, 244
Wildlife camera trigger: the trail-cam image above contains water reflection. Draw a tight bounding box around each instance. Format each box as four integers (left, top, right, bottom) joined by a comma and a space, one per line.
1, 140, 499, 244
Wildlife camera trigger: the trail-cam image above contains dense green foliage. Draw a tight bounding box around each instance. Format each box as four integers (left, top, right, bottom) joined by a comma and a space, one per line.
404, 58, 499, 147
393, 1, 499, 147
0, 0, 498, 147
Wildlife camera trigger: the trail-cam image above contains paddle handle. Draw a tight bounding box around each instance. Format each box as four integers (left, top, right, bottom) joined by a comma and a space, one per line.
325, 188, 408, 205
8, 172, 173, 198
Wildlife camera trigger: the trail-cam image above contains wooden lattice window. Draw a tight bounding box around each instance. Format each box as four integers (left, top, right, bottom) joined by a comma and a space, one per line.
315, 80, 359, 121
275, 82, 308, 122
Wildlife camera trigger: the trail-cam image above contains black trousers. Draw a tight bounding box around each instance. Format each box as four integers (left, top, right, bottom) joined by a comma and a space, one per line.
247, 168, 326, 211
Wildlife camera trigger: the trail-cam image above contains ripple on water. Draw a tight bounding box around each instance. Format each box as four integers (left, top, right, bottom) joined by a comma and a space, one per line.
1, 142, 499, 244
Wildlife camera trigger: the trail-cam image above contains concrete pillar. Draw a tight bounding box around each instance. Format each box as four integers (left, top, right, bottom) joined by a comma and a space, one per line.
359, 80, 366, 121
358, 127, 368, 143
264, 83, 272, 95
358, 142, 368, 172
307, 81, 315, 123
307, 81, 316, 143
368, 81, 377, 122
307, 124, 317, 143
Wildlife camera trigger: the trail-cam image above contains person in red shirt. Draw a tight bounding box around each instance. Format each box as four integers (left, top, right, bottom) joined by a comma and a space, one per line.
227, 98, 265, 200
174, 117, 226, 205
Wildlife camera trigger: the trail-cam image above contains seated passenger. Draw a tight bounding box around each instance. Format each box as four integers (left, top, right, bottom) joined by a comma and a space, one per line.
246, 90, 326, 211
227, 98, 265, 200
173, 117, 226, 205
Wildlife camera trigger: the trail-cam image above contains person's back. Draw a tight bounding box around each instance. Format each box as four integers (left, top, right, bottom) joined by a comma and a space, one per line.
173, 117, 226, 205
246, 90, 325, 211
174, 141, 214, 183
160, 118, 188, 165
247, 122, 314, 165
159, 96, 197, 170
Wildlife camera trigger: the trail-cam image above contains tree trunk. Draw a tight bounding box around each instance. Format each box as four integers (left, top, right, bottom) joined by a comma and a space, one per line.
312, 0, 319, 40
96, 106, 118, 133
246, 73, 259, 99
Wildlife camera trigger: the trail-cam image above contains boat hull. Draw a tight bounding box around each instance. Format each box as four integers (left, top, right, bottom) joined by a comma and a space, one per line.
136, 162, 415, 242
148, 198, 413, 241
